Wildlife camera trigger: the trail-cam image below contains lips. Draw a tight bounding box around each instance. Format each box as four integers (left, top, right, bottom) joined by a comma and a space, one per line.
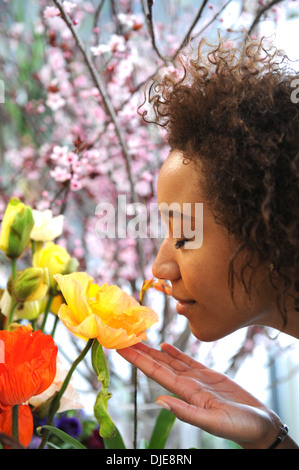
173, 296, 196, 316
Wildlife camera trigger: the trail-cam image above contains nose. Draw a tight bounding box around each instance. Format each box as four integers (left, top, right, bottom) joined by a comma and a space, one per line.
152, 237, 181, 282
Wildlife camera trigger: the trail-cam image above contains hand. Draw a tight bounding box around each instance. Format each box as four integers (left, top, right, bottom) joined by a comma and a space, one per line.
117, 342, 284, 449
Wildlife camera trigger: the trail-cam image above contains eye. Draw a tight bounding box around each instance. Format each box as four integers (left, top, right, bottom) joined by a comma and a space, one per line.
175, 239, 188, 249
175, 236, 196, 249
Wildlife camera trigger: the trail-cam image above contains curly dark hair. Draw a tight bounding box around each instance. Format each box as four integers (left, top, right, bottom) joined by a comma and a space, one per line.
141, 35, 299, 325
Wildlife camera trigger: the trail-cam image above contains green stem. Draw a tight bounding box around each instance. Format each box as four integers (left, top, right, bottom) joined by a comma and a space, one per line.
11, 258, 17, 280
31, 240, 36, 257
5, 299, 18, 330
12, 405, 19, 442
133, 366, 137, 449
38, 338, 94, 449
50, 315, 59, 338
40, 294, 54, 333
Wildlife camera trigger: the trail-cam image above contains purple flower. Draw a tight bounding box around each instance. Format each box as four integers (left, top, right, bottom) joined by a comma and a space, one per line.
56, 416, 82, 439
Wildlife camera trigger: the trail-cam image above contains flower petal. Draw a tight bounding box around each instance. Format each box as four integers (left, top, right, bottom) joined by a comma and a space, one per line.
106, 305, 159, 336
54, 272, 93, 323
58, 304, 100, 339
0, 405, 33, 448
0, 327, 57, 406
96, 321, 148, 349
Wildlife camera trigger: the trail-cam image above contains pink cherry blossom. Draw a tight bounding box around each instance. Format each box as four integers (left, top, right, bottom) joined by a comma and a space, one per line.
43, 6, 60, 19
50, 166, 72, 183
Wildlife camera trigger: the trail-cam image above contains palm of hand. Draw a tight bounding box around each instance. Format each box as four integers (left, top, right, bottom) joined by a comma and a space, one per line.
118, 342, 280, 448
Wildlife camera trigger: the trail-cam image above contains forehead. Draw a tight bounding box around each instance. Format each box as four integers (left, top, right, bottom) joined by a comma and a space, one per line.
157, 150, 203, 205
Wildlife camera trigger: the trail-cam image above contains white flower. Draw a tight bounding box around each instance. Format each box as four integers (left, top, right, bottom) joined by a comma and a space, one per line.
46, 92, 66, 111
90, 44, 111, 56
63, 1, 76, 14
30, 209, 64, 241
50, 145, 69, 161
29, 357, 83, 413
0, 289, 48, 321
90, 34, 126, 57
0, 289, 12, 317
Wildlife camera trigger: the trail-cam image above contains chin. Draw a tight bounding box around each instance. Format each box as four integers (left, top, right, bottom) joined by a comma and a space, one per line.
189, 323, 235, 343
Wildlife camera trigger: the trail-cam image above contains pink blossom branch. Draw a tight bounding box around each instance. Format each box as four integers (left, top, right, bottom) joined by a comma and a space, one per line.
52, 0, 146, 278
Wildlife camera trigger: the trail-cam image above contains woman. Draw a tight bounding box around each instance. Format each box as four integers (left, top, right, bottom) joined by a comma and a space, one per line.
118, 36, 299, 449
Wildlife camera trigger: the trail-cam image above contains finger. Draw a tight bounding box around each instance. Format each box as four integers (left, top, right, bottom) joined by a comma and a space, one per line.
132, 342, 192, 373
155, 394, 218, 436
161, 343, 209, 371
117, 346, 190, 396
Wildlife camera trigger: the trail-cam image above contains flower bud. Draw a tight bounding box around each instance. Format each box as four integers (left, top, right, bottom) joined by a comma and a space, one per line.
32, 242, 78, 294
0, 289, 48, 321
0, 198, 35, 259
12, 267, 49, 303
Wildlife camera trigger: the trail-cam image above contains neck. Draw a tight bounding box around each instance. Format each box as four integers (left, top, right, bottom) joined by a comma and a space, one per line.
280, 309, 299, 339
264, 293, 299, 339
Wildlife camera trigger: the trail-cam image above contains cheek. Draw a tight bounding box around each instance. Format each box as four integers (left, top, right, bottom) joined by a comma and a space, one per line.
182, 258, 231, 303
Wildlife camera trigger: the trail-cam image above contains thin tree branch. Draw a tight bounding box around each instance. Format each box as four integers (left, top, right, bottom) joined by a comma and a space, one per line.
172, 0, 209, 60
247, 0, 284, 37
93, 0, 106, 29
143, 0, 167, 62
92, 0, 106, 43
192, 0, 233, 42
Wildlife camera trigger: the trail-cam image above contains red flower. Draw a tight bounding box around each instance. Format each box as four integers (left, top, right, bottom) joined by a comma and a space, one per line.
0, 326, 58, 407
0, 405, 33, 448
0, 325, 57, 448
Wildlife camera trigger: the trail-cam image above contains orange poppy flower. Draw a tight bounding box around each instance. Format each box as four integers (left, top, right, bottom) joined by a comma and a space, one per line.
0, 325, 58, 407
153, 279, 172, 296
0, 404, 33, 448
139, 278, 155, 304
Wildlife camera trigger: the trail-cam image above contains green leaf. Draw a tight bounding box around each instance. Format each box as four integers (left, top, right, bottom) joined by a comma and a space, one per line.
139, 438, 149, 449
36, 425, 87, 449
94, 389, 116, 439
91, 341, 119, 440
91, 340, 110, 388
103, 427, 126, 449
32, 392, 59, 419
148, 407, 176, 449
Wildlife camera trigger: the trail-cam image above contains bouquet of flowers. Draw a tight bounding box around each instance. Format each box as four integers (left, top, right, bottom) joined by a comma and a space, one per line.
0, 198, 173, 449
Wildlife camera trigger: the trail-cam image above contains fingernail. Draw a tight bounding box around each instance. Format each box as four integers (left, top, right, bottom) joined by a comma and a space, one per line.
155, 400, 171, 411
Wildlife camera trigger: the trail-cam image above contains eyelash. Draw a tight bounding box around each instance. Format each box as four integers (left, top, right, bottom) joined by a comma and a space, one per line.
175, 239, 188, 249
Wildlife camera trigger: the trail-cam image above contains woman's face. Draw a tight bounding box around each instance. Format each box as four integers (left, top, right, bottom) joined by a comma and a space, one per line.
152, 150, 280, 341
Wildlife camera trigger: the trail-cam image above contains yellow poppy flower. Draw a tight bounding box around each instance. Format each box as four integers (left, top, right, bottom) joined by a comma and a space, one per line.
54, 272, 159, 349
